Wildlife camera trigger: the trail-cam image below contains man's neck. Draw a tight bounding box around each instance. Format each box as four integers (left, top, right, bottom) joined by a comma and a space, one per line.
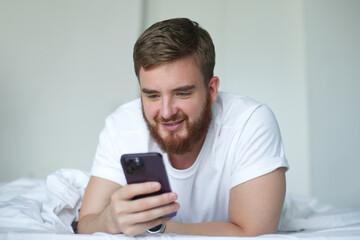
168, 136, 206, 170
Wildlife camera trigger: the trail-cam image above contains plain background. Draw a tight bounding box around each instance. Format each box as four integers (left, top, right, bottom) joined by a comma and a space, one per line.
0, 0, 359, 208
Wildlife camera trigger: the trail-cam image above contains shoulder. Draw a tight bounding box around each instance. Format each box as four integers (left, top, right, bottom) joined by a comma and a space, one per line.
214, 92, 270, 128
104, 98, 147, 134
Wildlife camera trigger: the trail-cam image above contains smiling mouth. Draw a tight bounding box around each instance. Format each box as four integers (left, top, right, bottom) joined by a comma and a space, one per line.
161, 119, 185, 131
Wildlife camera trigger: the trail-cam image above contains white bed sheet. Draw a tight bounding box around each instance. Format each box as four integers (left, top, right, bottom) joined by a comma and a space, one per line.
0, 169, 359, 240
1, 226, 360, 240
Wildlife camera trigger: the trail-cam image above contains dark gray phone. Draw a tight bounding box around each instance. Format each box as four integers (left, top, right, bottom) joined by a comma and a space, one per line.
120, 152, 176, 217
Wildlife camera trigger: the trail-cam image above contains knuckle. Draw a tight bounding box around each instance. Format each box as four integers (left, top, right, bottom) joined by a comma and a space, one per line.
122, 185, 131, 195
110, 194, 117, 204
122, 229, 131, 236
111, 204, 125, 215
124, 227, 138, 236
143, 210, 153, 220
114, 207, 125, 215
138, 199, 149, 209
107, 224, 119, 234
117, 218, 127, 227
125, 185, 138, 197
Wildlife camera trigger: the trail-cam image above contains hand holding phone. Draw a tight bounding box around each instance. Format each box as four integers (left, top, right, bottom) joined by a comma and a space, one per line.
120, 152, 177, 218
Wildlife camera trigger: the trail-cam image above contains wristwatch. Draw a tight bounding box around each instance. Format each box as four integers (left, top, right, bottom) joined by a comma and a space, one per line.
146, 224, 166, 234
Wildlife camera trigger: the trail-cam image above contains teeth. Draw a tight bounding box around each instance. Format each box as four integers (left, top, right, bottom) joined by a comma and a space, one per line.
164, 120, 181, 125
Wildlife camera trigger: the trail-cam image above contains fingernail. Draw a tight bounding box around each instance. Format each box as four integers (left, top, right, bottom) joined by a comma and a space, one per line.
173, 203, 180, 210
151, 182, 160, 189
169, 193, 176, 200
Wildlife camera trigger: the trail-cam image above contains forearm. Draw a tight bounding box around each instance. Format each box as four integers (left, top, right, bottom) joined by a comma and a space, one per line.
165, 221, 258, 237
77, 205, 118, 234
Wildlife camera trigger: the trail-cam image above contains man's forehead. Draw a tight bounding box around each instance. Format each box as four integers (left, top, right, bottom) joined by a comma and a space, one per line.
139, 55, 200, 74
138, 55, 206, 92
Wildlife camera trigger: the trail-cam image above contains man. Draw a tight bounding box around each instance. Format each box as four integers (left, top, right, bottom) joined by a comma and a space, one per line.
78, 18, 288, 236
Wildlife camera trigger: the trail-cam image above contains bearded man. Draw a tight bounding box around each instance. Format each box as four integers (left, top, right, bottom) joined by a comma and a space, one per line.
78, 18, 289, 237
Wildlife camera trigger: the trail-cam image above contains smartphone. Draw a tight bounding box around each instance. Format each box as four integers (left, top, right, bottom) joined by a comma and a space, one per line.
120, 152, 176, 217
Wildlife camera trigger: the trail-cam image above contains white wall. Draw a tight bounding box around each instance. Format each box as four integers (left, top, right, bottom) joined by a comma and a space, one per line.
144, 0, 311, 196
0, 0, 142, 180
0, 0, 359, 208
305, 0, 360, 208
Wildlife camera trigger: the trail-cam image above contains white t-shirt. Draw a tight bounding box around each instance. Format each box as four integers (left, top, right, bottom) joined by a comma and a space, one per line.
90, 92, 289, 223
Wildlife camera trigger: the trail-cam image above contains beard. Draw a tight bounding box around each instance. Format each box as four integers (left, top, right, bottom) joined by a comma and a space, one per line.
142, 93, 213, 155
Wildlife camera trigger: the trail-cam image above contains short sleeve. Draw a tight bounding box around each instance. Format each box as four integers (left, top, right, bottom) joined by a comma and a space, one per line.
90, 115, 127, 186
230, 104, 289, 188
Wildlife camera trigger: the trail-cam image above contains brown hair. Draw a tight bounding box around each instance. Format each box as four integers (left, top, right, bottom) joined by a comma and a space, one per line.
133, 18, 215, 85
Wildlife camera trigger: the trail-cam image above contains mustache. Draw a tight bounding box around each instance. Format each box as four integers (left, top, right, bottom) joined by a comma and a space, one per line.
154, 113, 188, 123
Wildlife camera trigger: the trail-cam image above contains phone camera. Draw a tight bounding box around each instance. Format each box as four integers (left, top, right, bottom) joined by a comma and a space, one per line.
134, 157, 144, 169
126, 166, 135, 174
124, 158, 133, 166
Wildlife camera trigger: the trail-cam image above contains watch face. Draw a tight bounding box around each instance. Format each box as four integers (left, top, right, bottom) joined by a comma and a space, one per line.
146, 224, 165, 234
149, 224, 162, 232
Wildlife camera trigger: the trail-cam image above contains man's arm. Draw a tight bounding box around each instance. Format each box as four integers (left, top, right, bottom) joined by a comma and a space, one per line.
78, 176, 179, 236
165, 167, 286, 236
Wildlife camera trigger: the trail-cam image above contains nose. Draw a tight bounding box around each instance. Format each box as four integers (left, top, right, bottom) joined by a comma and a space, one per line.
160, 96, 177, 120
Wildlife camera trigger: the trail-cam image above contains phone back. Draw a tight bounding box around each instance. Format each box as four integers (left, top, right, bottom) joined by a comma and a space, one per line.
120, 152, 173, 199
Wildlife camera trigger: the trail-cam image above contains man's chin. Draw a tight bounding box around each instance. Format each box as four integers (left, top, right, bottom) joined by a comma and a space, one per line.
160, 132, 187, 142
159, 126, 186, 138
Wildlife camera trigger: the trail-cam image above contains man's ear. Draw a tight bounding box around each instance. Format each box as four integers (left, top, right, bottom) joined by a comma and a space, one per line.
208, 76, 220, 105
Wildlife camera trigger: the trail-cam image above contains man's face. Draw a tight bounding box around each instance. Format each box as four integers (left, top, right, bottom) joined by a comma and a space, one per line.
139, 55, 213, 155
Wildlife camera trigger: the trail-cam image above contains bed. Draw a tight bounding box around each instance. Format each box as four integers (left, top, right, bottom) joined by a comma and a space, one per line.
1, 169, 359, 240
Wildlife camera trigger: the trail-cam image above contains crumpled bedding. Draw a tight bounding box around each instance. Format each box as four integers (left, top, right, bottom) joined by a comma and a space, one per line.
0, 168, 359, 234
0, 169, 89, 233
279, 193, 360, 232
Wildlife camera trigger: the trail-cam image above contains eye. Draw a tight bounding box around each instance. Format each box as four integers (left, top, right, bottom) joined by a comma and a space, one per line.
145, 94, 160, 100
176, 92, 191, 97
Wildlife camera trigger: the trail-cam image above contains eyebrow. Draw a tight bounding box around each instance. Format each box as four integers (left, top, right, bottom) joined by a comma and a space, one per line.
173, 85, 195, 92
141, 85, 196, 94
142, 88, 159, 94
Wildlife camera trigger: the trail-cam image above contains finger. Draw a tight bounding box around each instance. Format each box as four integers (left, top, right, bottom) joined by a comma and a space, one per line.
113, 182, 161, 201
126, 201, 180, 225
131, 191, 178, 213
111, 192, 178, 229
